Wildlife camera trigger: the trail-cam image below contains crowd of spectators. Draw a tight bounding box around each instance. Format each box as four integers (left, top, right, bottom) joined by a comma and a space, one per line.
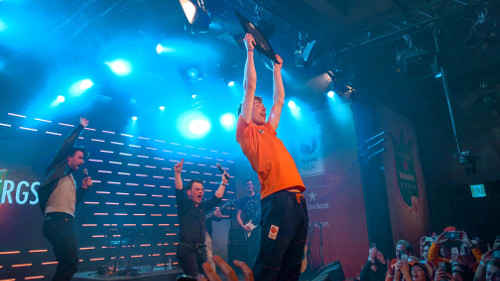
359, 228, 499, 281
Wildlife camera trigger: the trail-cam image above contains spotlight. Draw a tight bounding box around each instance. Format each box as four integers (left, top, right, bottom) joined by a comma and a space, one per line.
69, 79, 93, 97
220, 113, 236, 130
327, 91, 334, 98
57, 95, 66, 103
131, 116, 138, 121
295, 31, 317, 67
105, 59, 132, 76
156, 44, 174, 54
187, 68, 198, 79
191, 94, 197, 99
287, 99, 302, 120
179, 0, 211, 33
188, 119, 211, 135
159, 106, 166, 111
227, 81, 235, 87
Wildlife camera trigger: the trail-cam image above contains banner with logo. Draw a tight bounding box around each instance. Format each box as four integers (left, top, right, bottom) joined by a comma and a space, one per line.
377, 103, 431, 252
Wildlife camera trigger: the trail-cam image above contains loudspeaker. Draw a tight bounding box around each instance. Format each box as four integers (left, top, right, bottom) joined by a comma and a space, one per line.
310, 261, 345, 281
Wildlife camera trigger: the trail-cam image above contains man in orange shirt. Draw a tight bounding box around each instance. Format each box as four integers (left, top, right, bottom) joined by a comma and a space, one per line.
236, 33, 308, 281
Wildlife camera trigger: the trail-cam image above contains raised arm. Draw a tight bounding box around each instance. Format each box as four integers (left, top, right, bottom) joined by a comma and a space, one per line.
214, 170, 229, 198
174, 159, 184, 190
241, 33, 257, 124
268, 55, 285, 130
46, 117, 88, 175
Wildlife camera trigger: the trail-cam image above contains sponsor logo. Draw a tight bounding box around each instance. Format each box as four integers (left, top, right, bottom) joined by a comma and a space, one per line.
268, 225, 279, 240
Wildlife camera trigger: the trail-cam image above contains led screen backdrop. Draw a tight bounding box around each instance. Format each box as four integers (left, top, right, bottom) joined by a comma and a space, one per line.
0, 112, 236, 280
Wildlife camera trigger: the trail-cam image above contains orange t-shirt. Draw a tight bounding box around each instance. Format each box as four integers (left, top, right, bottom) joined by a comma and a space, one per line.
236, 116, 305, 199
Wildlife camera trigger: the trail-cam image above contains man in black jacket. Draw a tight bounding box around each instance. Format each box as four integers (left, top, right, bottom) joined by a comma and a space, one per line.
174, 158, 229, 276
37, 117, 92, 281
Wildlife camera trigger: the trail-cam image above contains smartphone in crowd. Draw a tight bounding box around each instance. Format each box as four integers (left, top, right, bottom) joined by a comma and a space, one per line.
493, 249, 500, 259
439, 262, 452, 274
445, 231, 460, 240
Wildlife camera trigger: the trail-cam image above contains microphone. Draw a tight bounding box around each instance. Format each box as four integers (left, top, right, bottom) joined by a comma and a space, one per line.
83, 168, 89, 178
216, 163, 230, 180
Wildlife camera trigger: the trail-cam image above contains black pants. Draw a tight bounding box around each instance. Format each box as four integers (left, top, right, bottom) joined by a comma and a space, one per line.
42, 212, 79, 281
253, 190, 308, 281
177, 242, 207, 276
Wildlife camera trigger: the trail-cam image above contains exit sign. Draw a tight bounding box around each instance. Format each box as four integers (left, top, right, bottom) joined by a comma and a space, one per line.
470, 184, 486, 198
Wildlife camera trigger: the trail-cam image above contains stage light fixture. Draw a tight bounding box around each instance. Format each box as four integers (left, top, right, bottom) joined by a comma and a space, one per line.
191, 94, 197, 99
327, 91, 334, 98
131, 116, 138, 121
227, 81, 235, 87
57, 95, 65, 103
295, 31, 317, 67
159, 106, 165, 111
179, 0, 211, 33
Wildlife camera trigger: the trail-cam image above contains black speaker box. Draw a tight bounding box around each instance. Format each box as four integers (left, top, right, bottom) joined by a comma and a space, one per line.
310, 261, 345, 281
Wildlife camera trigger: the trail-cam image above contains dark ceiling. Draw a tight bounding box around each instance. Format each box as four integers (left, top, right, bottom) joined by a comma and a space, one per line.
0, 0, 499, 133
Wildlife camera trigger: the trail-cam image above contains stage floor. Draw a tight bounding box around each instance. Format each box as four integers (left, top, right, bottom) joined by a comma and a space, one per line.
73, 266, 182, 281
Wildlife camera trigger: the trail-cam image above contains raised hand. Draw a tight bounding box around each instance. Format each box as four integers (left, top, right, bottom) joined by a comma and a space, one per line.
80, 117, 89, 127
274, 54, 283, 70
221, 171, 230, 185
198, 255, 253, 281
243, 33, 255, 51
82, 176, 92, 190
213, 207, 222, 219
174, 159, 184, 174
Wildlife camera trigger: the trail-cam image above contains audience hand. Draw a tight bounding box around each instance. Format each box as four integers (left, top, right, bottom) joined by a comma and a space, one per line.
198, 255, 253, 281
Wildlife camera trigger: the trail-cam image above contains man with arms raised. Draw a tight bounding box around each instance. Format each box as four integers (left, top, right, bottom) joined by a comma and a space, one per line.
174, 159, 229, 277
236, 33, 308, 281
38, 117, 93, 281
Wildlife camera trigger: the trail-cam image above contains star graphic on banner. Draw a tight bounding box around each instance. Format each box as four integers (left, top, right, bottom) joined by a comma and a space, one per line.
308, 191, 317, 201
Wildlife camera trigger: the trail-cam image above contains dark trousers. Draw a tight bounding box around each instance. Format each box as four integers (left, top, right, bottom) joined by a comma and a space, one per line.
42, 213, 79, 281
177, 242, 207, 276
253, 190, 308, 281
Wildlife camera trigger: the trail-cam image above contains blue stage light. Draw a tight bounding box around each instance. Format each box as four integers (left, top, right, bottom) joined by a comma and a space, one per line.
189, 119, 211, 135
177, 110, 211, 140
227, 81, 235, 87
105, 59, 132, 76
220, 113, 236, 130
69, 79, 93, 97
0, 20, 7, 32
57, 95, 65, 102
327, 91, 334, 98
159, 106, 166, 111
288, 100, 302, 120
191, 94, 197, 99
131, 116, 138, 121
